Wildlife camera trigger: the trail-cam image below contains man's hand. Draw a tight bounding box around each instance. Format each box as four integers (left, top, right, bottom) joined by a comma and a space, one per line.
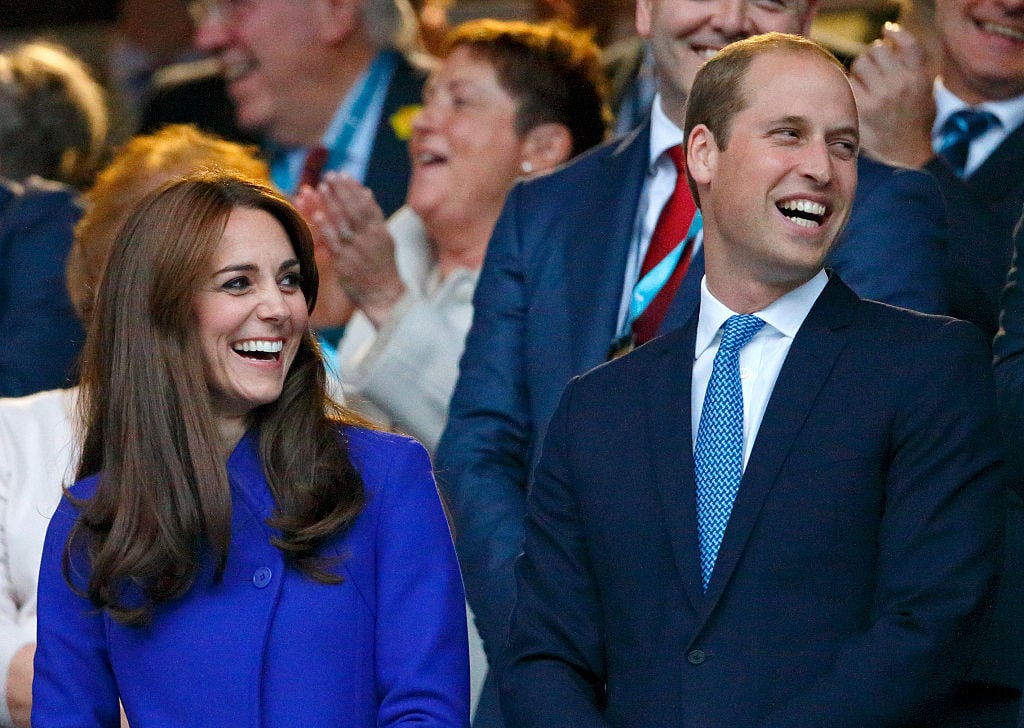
850, 23, 936, 168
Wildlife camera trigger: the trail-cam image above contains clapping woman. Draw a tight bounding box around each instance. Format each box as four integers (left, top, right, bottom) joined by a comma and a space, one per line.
32, 171, 469, 727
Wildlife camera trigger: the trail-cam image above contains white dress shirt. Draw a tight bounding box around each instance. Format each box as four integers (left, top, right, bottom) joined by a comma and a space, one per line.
691, 271, 828, 467
933, 79, 1024, 177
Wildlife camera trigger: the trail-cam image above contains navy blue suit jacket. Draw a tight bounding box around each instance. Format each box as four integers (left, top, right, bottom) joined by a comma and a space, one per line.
927, 122, 1024, 337
502, 276, 1005, 727
437, 120, 952, 665
0, 177, 83, 397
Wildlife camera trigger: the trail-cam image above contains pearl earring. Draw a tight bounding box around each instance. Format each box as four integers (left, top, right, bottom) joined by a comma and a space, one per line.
520, 160, 534, 174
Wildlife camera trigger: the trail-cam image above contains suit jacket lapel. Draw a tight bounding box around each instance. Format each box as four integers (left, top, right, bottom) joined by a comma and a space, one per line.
700, 275, 857, 613
642, 315, 706, 614
569, 122, 651, 371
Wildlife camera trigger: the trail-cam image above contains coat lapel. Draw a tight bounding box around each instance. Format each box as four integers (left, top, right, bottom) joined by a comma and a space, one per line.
568, 123, 651, 371
642, 314, 707, 613
700, 276, 858, 613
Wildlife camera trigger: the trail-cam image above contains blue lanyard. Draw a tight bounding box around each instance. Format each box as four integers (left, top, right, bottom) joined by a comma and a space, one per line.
271, 51, 396, 194
628, 209, 702, 326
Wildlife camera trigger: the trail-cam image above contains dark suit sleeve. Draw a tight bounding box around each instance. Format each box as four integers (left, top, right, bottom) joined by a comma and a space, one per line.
757, 319, 1005, 727
925, 158, 1015, 337
435, 187, 532, 663
500, 377, 612, 727
0, 185, 84, 397
993, 209, 1024, 487
827, 160, 950, 314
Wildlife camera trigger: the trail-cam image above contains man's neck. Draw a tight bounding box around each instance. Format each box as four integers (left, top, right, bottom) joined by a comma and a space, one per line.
941, 61, 1024, 106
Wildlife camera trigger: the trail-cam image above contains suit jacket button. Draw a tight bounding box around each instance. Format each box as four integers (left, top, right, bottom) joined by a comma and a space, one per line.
687, 649, 706, 665
252, 567, 272, 588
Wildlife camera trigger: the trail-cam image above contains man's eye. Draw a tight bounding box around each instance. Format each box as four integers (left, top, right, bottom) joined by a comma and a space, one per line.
831, 140, 858, 159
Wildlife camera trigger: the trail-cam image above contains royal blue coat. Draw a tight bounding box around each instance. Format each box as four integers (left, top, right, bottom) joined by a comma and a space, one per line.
33, 427, 470, 727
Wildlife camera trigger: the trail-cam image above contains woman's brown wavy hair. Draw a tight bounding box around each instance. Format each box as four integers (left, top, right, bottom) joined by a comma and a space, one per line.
67, 170, 367, 625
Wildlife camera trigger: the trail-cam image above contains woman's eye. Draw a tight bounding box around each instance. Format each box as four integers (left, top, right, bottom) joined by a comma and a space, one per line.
280, 271, 303, 289
222, 276, 250, 292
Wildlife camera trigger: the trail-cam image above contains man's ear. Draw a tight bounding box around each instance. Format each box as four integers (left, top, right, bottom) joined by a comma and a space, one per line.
687, 124, 717, 185
520, 123, 574, 175
314, 0, 359, 44
636, 0, 653, 39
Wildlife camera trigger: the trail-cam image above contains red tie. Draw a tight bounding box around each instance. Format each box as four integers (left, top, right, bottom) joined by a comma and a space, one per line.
632, 145, 696, 344
299, 145, 329, 189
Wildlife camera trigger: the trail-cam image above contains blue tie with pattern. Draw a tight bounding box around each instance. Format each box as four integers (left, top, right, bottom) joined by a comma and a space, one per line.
935, 108, 1000, 177
694, 314, 766, 590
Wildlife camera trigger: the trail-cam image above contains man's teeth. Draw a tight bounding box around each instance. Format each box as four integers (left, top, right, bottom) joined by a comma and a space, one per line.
778, 199, 826, 227
698, 48, 719, 60
779, 199, 826, 216
981, 21, 1024, 41
233, 340, 283, 354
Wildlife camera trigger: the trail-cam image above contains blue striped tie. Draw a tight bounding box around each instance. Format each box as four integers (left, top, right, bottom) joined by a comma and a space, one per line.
694, 314, 766, 590
935, 108, 1000, 177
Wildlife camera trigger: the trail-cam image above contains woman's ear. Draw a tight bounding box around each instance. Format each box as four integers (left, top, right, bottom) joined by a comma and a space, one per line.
520, 123, 574, 176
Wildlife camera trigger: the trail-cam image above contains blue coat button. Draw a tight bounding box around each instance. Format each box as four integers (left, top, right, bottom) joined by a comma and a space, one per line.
252, 567, 272, 588
687, 649, 706, 665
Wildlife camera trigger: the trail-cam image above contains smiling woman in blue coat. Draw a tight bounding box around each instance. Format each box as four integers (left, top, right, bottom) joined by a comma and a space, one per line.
31, 171, 469, 728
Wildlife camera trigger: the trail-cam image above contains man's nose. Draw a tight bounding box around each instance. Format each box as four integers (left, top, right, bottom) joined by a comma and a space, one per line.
710, 0, 753, 41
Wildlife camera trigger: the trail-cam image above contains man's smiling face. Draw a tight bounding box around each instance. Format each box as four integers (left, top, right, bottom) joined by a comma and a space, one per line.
636, 0, 817, 123
936, 0, 1024, 103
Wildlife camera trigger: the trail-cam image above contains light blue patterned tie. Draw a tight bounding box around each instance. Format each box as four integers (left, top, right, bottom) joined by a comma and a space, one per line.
694, 314, 765, 590
935, 108, 1000, 177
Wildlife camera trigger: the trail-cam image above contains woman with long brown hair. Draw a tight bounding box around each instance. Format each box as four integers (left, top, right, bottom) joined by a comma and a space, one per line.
31, 171, 469, 727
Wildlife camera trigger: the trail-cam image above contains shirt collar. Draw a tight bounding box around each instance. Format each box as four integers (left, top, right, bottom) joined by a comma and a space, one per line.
933, 78, 1024, 136
649, 94, 685, 173
695, 270, 828, 359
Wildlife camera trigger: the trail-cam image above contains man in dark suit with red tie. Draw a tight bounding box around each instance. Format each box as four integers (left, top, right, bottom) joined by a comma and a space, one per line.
501, 33, 1006, 727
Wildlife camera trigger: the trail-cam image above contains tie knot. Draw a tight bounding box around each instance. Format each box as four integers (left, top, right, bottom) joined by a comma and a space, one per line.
937, 109, 1000, 151
300, 145, 329, 188
720, 314, 765, 353
665, 144, 686, 174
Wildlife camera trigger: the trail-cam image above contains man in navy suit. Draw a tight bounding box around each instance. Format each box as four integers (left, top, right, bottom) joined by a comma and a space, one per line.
851, 0, 1024, 338
501, 34, 1006, 727
436, 0, 949, 721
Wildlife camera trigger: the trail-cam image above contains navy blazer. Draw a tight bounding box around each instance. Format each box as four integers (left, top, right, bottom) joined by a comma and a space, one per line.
437, 120, 952, 666
502, 275, 1006, 727
0, 177, 83, 397
33, 428, 470, 727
